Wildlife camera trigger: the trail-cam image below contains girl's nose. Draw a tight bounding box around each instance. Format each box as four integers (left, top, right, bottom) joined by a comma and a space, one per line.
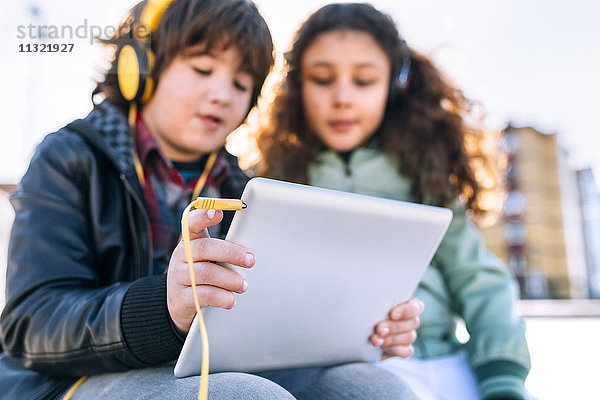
333, 81, 354, 108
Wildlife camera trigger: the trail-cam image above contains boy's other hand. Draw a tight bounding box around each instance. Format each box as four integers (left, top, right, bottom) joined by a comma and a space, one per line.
167, 208, 255, 333
370, 297, 424, 358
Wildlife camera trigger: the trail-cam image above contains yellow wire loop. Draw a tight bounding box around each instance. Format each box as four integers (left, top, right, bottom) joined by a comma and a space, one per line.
191, 151, 218, 200
128, 103, 146, 188
127, 100, 222, 399
182, 203, 210, 400
180, 196, 243, 400
62, 376, 89, 400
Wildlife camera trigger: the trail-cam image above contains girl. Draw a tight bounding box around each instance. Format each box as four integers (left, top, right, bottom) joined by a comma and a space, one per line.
258, 3, 531, 400
0, 1, 419, 399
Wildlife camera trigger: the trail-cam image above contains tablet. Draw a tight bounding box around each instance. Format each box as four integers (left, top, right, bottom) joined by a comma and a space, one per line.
174, 177, 452, 377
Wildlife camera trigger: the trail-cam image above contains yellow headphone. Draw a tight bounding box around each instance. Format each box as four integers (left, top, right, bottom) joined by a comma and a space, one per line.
116, 0, 187, 187
116, 0, 177, 103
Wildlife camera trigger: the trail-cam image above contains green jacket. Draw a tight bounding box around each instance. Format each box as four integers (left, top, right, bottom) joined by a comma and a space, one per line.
308, 147, 531, 400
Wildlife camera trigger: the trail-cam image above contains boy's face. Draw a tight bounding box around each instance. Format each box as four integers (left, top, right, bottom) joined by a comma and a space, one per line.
301, 29, 390, 152
142, 46, 253, 161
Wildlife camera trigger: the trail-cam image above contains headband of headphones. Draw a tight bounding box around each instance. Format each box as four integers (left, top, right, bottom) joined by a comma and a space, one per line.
116, 0, 177, 103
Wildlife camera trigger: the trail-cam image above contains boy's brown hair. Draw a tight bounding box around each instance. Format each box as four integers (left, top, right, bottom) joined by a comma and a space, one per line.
94, 0, 274, 115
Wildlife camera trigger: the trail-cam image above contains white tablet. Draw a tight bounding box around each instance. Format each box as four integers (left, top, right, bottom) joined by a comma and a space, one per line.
174, 177, 452, 377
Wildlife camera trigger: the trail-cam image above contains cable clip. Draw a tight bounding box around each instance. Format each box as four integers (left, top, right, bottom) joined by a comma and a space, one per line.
191, 197, 246, 211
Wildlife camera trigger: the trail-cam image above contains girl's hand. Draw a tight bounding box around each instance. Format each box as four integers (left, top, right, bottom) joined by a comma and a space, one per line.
166, 208, 255, 333
370, 297, 424, 358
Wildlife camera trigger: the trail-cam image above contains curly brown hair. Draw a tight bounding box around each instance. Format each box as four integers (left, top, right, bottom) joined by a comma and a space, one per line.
256, 3, 502, 221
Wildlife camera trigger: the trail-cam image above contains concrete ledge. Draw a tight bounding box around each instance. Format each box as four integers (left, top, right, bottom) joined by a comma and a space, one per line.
519, 299, 600, 317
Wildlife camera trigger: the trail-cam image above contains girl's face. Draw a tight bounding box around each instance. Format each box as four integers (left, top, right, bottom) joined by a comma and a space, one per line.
142, 45, 253, 161
301, 29, 391, 152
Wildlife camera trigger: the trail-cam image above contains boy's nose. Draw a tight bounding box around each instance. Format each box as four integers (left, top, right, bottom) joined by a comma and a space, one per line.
206, 78, 233, 105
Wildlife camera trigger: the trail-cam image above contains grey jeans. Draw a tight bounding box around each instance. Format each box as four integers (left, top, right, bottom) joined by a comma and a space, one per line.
69, 362, 418, 399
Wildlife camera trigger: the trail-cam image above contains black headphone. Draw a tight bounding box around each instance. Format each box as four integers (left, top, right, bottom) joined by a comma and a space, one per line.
388, 41, 411, 106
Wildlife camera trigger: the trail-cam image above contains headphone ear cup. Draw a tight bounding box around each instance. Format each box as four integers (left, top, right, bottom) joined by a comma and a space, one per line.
387, 50, 411, 107
116, 43, 151, 102
388, 70, 402, 106
141, 49, 155, 102
116, 0, 175, 104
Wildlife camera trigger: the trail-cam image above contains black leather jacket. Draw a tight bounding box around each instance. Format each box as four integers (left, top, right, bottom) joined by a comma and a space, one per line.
0, 102, 248, 399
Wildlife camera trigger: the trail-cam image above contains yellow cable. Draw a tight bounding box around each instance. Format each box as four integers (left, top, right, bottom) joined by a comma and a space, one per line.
62, 376, 88, 400
128, 103, 146, 188
179, 152, 219, 400
180, 196, 244, 400
182, 203, 210, 400
127, 100, 226, 400
192, 151, 218, 200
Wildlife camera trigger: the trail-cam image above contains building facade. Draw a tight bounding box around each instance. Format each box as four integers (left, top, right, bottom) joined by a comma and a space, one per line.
577, 168, 600, 298
481, 126, 588, 299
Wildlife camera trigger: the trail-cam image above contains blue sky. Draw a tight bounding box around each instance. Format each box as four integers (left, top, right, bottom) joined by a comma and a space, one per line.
2, 0, 599, 183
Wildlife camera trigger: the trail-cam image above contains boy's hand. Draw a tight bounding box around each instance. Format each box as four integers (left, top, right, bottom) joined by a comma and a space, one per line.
167, 208, 255, 333
370, 297, 424, 358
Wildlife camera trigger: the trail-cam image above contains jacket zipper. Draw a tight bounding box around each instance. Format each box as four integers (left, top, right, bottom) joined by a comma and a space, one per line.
343, 161, 352, 176
119, 173, 153, 277
337, 151, 353, 176
65, 118, 153, 277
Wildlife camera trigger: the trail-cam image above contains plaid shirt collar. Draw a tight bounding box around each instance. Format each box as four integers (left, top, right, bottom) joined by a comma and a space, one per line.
135, 113, 182, 185
133, 112, 231, 273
